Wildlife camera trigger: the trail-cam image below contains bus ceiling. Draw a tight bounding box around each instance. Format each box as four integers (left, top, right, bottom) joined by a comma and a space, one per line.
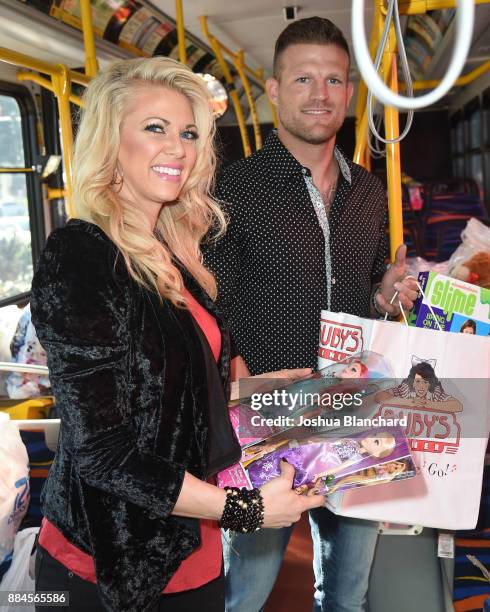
0, 0, 489, 250
0, 1, 488, 104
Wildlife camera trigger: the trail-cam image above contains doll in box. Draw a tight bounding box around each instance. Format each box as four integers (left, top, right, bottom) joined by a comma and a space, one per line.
247, 430, 397, 492
335, 359, 369, 379
321, 459, 409, 495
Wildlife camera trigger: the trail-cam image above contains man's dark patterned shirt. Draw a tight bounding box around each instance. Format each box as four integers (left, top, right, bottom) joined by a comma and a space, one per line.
204, 130, 387, 375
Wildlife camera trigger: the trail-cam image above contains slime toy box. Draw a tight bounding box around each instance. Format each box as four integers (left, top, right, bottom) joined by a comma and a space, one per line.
409, 271, 490, 336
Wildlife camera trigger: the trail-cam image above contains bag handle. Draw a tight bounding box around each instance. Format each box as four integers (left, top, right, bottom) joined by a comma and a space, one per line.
383, 275, 443, 332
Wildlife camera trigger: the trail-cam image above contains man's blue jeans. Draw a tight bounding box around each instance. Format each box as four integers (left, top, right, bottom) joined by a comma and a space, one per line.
222, 508, 379, 612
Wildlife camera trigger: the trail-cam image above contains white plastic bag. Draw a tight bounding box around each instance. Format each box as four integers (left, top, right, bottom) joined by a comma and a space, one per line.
405, 256, 449, 278
0, 527, 38, 612
447, 217, 490, 271
0, 413, 29, 579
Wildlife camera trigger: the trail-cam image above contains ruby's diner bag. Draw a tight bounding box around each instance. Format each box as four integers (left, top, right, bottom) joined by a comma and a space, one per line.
318, 310, 490, 529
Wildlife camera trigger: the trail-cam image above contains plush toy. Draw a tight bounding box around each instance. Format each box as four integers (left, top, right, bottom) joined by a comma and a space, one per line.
451, 251, 490, 289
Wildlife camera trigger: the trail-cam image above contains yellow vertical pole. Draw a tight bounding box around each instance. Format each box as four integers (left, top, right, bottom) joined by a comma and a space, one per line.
364, 149, 372, 172
355, 9, 380, 143
79, 0, 99, 77
17, 72, 83, 106
210, 38, 251, 156
383, 37, 403, 261
200, 16, 251, 157
52, 66, 74, 217
354, 0, 383, 168
355, 82, 368, 148
234, 50, 262, 150
353, 56, 392, 167
175, 0, 187, 65
354, 108, 369, 166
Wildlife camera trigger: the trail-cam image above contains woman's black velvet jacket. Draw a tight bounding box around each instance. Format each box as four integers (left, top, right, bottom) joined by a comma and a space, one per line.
30, 219, 241, 612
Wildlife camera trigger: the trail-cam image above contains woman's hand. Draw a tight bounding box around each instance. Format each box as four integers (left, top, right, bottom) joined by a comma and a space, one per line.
230, 366, 312, 401
260, 460, 325, 528
253, 367, 313, 382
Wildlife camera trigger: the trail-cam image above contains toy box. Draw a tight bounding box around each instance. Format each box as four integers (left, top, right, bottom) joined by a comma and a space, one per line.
217, 424, 416, 495
409, 271, 490, 336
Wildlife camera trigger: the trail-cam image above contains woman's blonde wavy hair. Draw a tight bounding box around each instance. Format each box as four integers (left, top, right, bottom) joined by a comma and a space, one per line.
73, 56, 225, 305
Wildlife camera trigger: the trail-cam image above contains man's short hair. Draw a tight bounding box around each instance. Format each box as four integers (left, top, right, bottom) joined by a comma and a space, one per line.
273, 17, 350, 78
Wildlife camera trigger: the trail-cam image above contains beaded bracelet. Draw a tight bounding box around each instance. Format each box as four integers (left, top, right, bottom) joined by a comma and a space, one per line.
219, 487, 265, 533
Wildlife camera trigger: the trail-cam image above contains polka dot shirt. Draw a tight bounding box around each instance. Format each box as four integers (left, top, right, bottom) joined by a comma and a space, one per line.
204, 130, 387, 375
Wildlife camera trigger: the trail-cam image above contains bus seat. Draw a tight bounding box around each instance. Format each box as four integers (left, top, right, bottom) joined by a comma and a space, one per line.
0, 397, 54, 420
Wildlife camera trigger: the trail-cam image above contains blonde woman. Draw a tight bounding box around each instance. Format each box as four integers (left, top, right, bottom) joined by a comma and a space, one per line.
30, 58, 322, 612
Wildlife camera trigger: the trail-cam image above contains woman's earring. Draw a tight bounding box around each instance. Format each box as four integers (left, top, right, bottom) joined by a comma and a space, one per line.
110, 167, 124, 191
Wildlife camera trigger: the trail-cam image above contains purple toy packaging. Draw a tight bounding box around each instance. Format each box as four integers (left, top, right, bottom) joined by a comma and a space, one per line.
245, 426, 415, 495
217, 351, 415, 494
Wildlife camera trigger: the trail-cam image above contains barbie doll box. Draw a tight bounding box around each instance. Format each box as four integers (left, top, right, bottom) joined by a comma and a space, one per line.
217, 422, 416, 496
244, 426, 416, 495
409, 271, 490, 336
217, 352, 398, 490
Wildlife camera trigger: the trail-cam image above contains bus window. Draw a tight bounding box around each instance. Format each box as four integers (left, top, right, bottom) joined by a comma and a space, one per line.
0, 90, 39, 304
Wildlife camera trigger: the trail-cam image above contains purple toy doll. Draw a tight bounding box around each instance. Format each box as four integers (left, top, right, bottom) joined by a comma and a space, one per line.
247, 430, 396, 494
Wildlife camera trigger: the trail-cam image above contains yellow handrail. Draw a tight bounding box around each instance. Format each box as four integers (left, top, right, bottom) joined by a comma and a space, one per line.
356, 3, 403, 261
80, 0, 99, 77
69, 72, 90, 87
0, 46, 89, 87
47, 188, 67, 200
200, 16, 251, 156
397, 0, 489, 14
1, 46, 56, 77
359, 0, 490, 269
355, 3, 381, 148
355, 0, 390, 170
403, 59, 490, 90
199, 15, 279, 150
0, 47, 77, 216
234, 50, 262, 150
17, 72, 83, 107
175, 0, 187, 65
51, 65, 74, 217
353, 57, 392, 167
383, 29, 403, 261
0, 168, 34, 173
0, 0, 96, 218
200, 15, 264, 83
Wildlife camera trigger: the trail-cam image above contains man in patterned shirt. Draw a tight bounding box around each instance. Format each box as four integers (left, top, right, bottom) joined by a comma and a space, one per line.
204, 17, 418, 612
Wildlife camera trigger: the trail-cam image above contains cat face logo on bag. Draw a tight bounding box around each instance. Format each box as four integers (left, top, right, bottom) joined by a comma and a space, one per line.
318, 319, 364, 363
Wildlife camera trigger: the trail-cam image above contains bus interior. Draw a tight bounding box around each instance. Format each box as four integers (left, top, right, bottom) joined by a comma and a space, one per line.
0, 1, 489, 611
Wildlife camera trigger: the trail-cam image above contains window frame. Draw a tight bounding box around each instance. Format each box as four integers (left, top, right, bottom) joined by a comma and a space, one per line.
0, 81, 45, 308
